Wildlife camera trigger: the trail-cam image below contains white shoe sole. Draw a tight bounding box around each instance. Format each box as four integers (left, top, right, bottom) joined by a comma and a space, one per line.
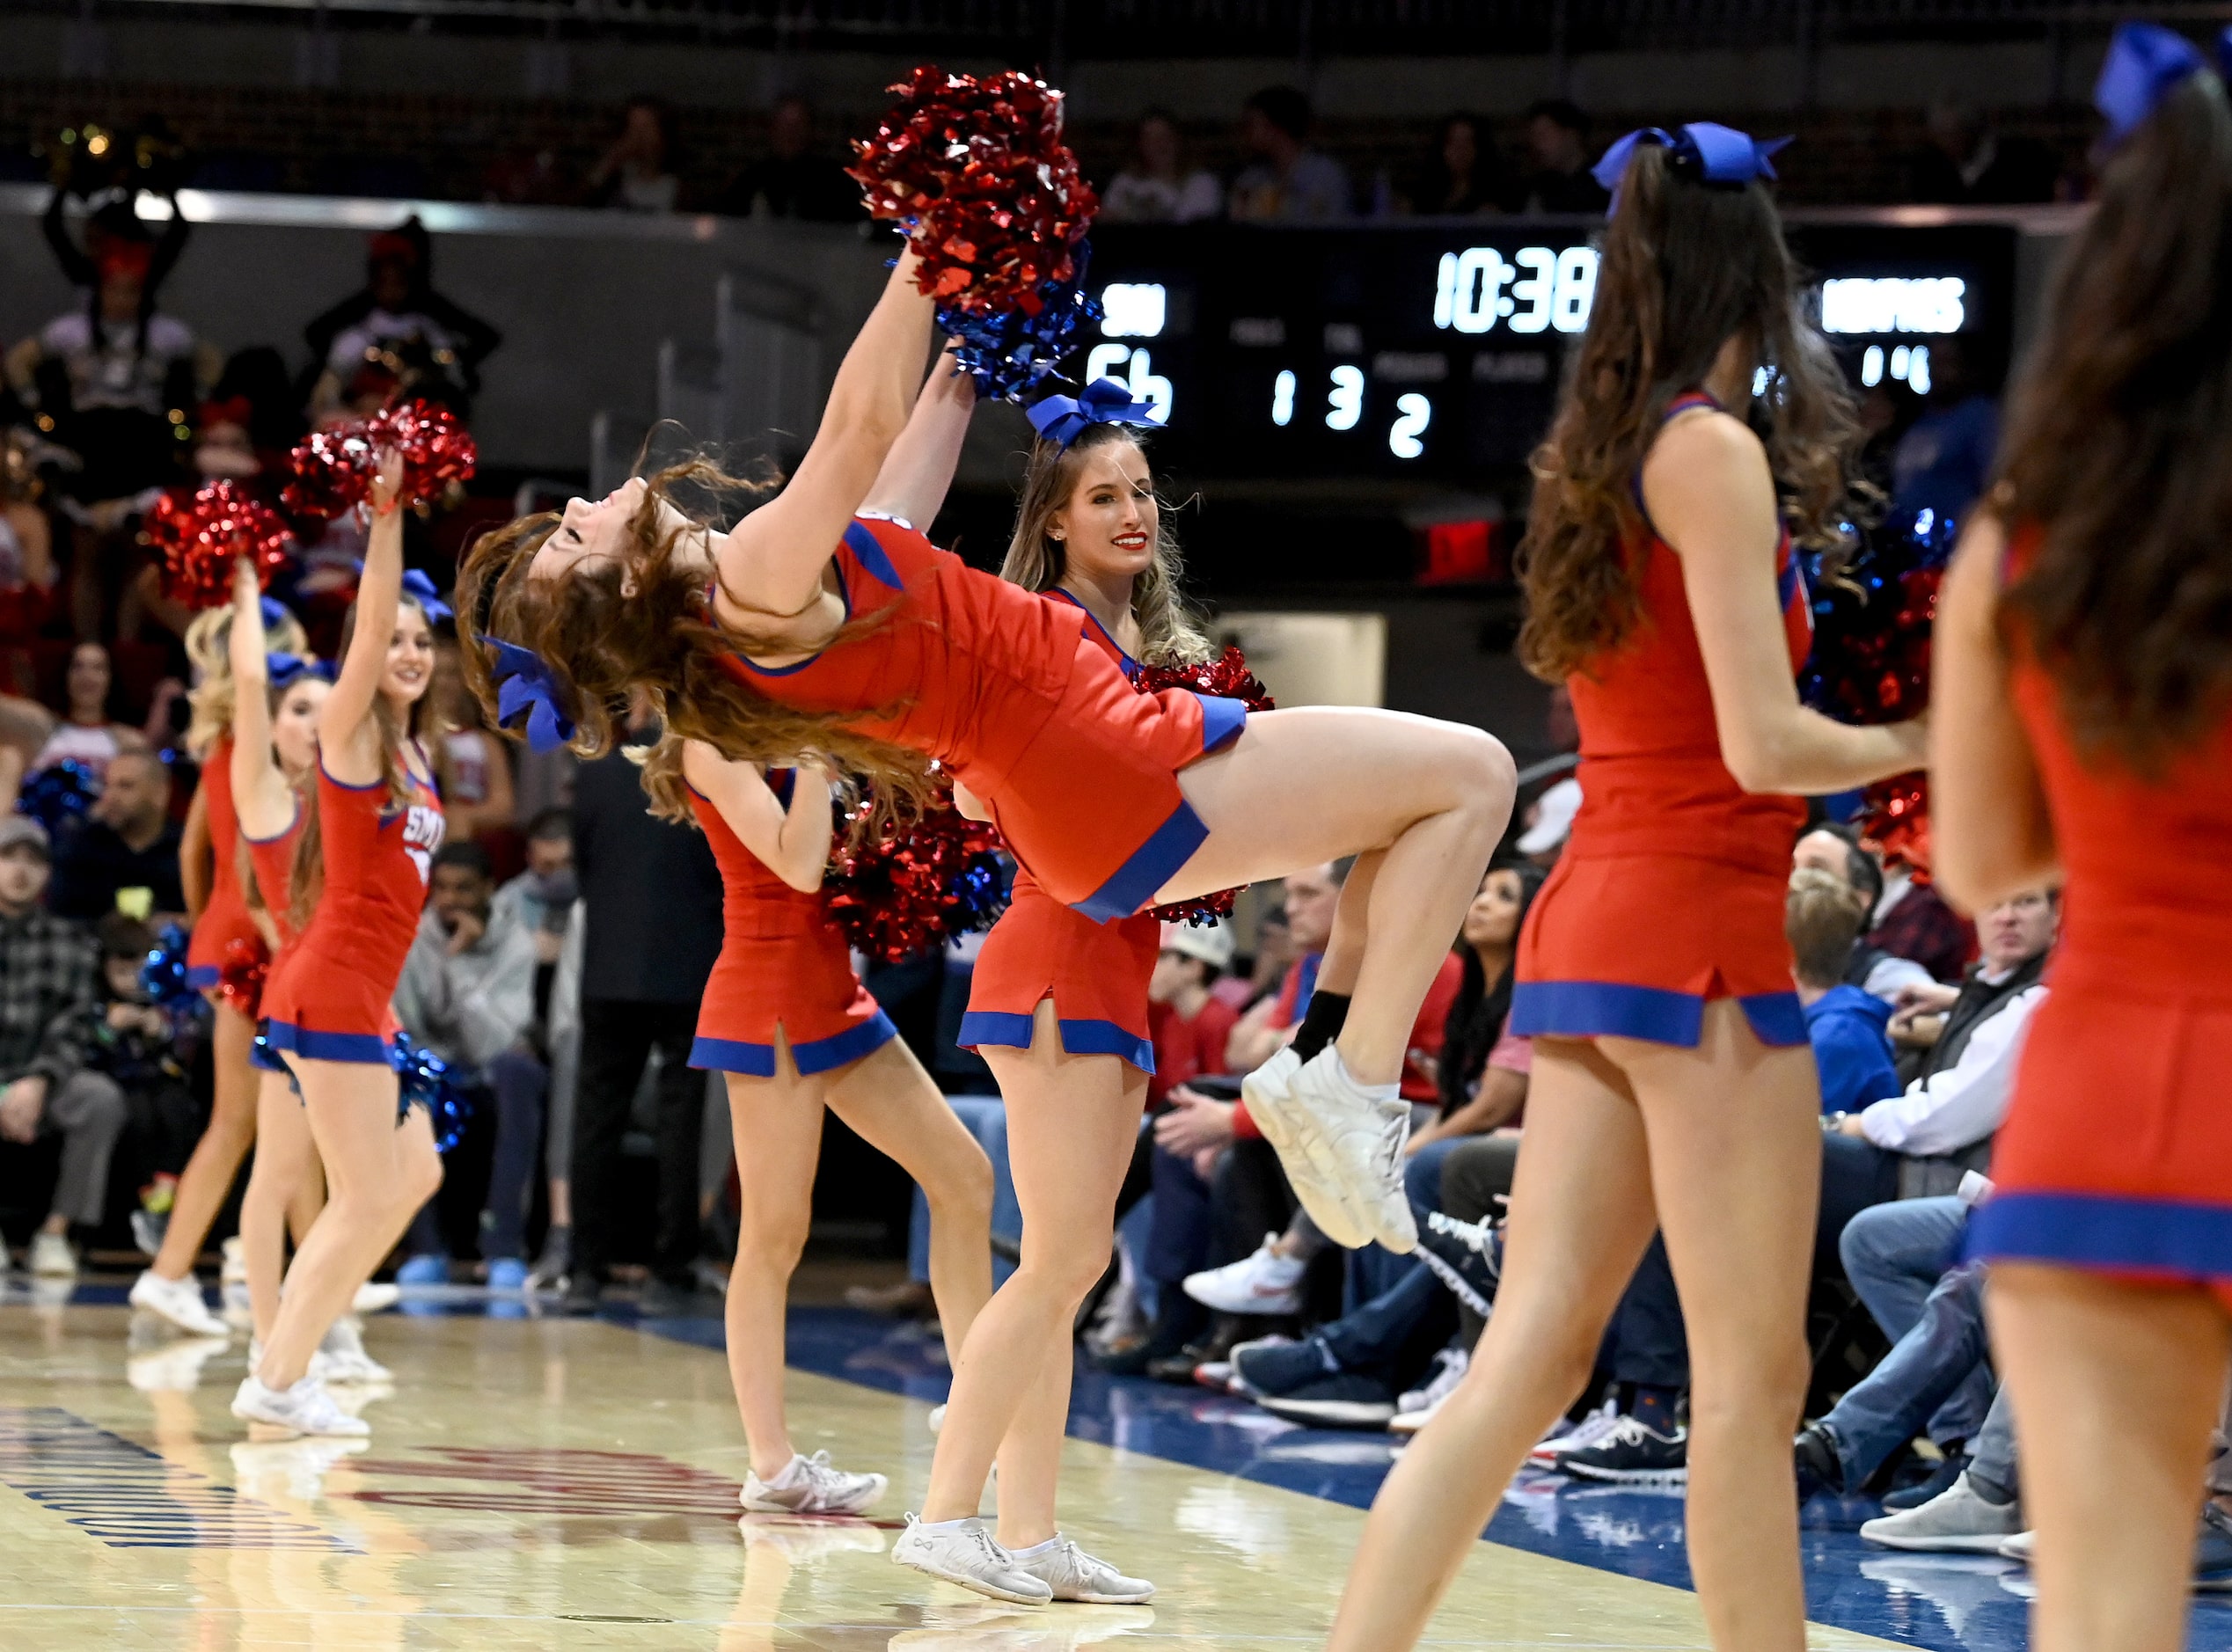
1241, 1056, 1374, 1249
1561, 1463, 1689, 1488
1861, 1526, 2023, 1553
893, 1547, 1051, 1606
130, 1285, 228, 1339
229, 1403, 369, 1441
1181, 1283, 1303, 1317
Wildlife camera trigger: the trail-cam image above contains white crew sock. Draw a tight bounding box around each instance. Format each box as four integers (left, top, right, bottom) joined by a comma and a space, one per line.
1006, 1535, 1060, 1559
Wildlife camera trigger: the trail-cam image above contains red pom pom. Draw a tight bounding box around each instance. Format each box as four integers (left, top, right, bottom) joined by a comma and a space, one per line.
143, 481, 296, 610
216, 935, 271, 1020
282, 399, 477, 522
821, 785, 1010, 965
849, 66, 1098, 317
1134, 648, 1276, 924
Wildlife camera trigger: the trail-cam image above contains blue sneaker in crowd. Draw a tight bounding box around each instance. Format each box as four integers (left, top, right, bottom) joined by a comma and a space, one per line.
396, 1254, 448, 1286
487, 1257, 530, 1291
1233, 1334, 1340, 1399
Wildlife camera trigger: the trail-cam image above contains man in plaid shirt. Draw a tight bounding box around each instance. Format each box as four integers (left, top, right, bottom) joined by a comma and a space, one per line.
0, 816, 126, 1279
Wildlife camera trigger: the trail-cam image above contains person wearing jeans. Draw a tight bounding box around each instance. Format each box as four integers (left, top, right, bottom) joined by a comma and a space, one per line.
1833, 1195, 1994, 1463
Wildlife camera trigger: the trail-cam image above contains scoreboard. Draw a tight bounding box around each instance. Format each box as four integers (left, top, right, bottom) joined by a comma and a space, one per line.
1073, 221, 2017, 482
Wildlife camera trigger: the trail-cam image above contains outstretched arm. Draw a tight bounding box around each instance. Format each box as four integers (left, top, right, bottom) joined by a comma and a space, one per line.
680, 739, 833, 893
713, 252, 935, 618
1650, 413, 1928, 795
227, 559, 290, 837
860, 345, 977, 529
320, 450, 406, 784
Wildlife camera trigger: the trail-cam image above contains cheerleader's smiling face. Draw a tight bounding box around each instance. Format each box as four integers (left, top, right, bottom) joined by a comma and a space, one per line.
382, 600, 436, 707
1047, 438, 1159, 583
271, 677, 329, 778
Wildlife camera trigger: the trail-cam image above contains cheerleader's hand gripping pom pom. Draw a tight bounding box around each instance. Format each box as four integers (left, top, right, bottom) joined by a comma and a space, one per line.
283, 399, 477, 521
822, 786, 1009, 964
143, 482, 296, 610
849, 65, 1097, 316
488, 640, 578, 754
1138, 648, 1275, 925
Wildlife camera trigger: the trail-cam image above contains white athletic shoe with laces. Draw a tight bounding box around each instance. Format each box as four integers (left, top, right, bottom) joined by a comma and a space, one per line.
1009, 1534, 1155, 1603
1392, 1345, 1469, 1435
892, 1515, 1055, 1605
1530, 1397, 1620, 1464
317, 1318, 392, 1385
1238, 1047, 1375, 1249
231, 1374, 370, 1438
1285, 1047, 1416, 1253
129, 1270, 230, 1338
351, 1282, 400, 1315
1182, 1236, 1307, 1316
741, 1450, 889, 1516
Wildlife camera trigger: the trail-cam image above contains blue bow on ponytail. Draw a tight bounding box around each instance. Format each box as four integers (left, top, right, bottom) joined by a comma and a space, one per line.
488, 639, 577, 755
1026, 378, 1167, 450
2094, 21, 2232, 148
260, 596, 294, 632
266, 652, 333, 689
1592, 122, 1791, 212
400, 568, 453, 625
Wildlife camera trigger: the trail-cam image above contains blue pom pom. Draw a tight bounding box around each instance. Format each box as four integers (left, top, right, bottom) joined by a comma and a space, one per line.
137, 924, 197, 1011
388, 1030, 470, 1154
18, 760, 97, 837
940, 240, 1101, 404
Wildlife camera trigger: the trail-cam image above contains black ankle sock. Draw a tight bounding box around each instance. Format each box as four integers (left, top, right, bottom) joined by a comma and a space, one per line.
1290, 990, 1351, 1064
1628, 1384, 1680, 1434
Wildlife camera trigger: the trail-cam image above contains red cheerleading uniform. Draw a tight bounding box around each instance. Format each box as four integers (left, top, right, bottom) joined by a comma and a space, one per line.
686, 771, 896, 1078
961, 590, 1164, 1072
1969, 526, 2232, 1290
261, 754, 444, 1065
1511, 392, 1813, 1049
719, 515, 1246, 923
186, 738, 264, 994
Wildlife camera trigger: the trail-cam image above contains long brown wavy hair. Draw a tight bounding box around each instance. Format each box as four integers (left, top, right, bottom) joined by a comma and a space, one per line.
1995, 72, 2232, 771
1518, 141, 1862, 683
288, 593, 444, 929
457, 457, 941, 830
1001, 423, 1211, 668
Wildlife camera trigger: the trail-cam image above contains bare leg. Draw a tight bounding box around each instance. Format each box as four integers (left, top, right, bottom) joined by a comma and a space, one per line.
240, 1071, 318, 1344
1992, 1263, 2230, 1652
150, 1004, 259, 1279
1328, 1039, 1658, 1649
823, 1037, 993, 1363
1314, 849, 1385, 998
257, 1062, 442, 1389
1161, 707, 1514, 1083
285, 1151, 326, 1249
919, 1001, 1144, 1543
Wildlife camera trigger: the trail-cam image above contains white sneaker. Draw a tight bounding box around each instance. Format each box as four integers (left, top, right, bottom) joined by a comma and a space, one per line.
231, 1374, 370, 1438
1183, 1236, 1307, 1316
351, 1282, 401, 1315
1396, 1346, 1469, 1422
1530, 1397, 1619, 1464
1009, 1534, 1155, 1603
1238, 1047, 1372, 1249
318, 1318, 392, 1385
230, 1436, 370, 1500
1860, 1473, 2026, 1553
927, 1404, 947, 1435
1999, 1529, 2036, 1563
742, 1450, 889, 1516
1261, 1047, 1416, 1254
27, 1232, 77, 1278
250, 1340, 341, 1385
220, 1235, 248, 1286
129, 1270, 230, 1338
892, 1514, 1054, 1605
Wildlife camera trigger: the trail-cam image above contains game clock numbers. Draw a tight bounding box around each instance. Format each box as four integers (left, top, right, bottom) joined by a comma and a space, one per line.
1073, 223, 2016, 483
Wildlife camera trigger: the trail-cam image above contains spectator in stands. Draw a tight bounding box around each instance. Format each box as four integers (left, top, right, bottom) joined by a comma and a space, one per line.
1407, 862, 1539, 1149
1792, 822, 1936, 1001
1213, 903, 1290, 1014
587, 97, 683, 214
491, 806, 574, 1276
1101, 110, 1225, 223
1890, 337, 1999, 529
720, 96, 862, 222
0, 435, 56, 701
0, 817, 122, 1278
1515, 99, 1609, 213
304, 218, 501, 423
563, 700, 722, 1314
1226, 862, 1342, 1071
1907, 102, 2060, 206
22, 641, 151, 790
393, 842, 546, 1290
432, 639, 516, 850
493, 806, 574, 939
1787, 867, 1902, 1115
48, 749, 184, 923
1870, 858, 1974, 986
78, 911, 204, 1254
1398, 113, 1506, 217
1146, 922, 1239, 1107
1228, 86, 1351, 223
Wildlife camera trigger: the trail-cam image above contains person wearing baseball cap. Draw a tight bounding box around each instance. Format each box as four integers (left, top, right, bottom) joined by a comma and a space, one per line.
1147, 921, 1240, 1107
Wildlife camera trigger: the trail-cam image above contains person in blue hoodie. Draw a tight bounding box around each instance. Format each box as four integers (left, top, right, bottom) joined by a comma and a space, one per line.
1787, 866, 1901, 1114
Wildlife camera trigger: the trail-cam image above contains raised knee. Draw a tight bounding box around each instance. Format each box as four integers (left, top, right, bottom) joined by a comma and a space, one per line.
1459, 730, 1518, 815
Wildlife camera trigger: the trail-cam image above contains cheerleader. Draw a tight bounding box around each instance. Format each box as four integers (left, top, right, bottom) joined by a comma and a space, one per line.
896, 378, 1211, 1604
1325, 126, 1925, 1651
459, 250, 1517, 1295
128, 592, 314, 1338
1934, 26, 2232, 1651
233, 450, 445, 1439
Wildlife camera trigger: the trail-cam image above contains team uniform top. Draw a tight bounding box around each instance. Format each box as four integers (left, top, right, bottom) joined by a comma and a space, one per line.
685, 771, 896, 1079
960, 589, 1165, 1073
186, 738, 262, 991
1968, 523, 2232, 1290
261, 753, 444, 1064
1511, 391, 1813, 1049
721, 515, 1245, 923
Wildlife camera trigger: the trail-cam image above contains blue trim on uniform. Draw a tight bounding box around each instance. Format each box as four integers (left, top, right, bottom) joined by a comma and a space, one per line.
1775, 549, 1803, 609
263, 1019, 392, 1065
1737, 990, 1810, 1048
186, 965, 220, 990
689, 1010, 897, 1078
1071, 798, 1210, 923
240, 799, 301, 845
1511, 981, 1703, 1045
1046, 588, 1141, 676
1193, 692, 1248, 754
843, 519, 904, 590
958, 1009, 1156, 1074
317, 761, 386, 793
248, 1034, 288, 1073
730, 564, 852, 677
1968, 1190, 2232, 1282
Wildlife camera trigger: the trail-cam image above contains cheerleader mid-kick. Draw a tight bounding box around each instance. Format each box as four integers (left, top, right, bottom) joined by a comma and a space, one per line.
235, 449, 447, 1440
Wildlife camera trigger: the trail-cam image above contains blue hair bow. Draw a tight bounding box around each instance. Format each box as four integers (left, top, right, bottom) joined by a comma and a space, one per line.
401, 568, 453, 625
488, 638, 577, 754
259, 596, 294, 631
1592, 122, 1790, 211
2094, 22, 2232, 147
266, 652, 333, 689
1026, 378, 1167, 450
